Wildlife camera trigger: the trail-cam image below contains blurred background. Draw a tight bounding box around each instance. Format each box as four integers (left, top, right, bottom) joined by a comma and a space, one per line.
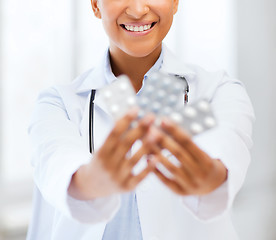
0, 0, 275, 239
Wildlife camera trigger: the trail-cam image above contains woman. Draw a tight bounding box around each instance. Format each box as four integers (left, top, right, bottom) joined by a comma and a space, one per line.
27, 0, 254, 239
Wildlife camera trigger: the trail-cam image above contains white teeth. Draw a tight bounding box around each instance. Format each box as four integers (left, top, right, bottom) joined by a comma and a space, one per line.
124, 24, 153, 32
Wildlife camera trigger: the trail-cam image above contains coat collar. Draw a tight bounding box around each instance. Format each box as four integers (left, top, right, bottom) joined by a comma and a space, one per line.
161, 45, 196, 79
76, 44, 196, 94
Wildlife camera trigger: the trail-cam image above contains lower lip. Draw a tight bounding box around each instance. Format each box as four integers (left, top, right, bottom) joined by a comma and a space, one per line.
122, 24, 156, 37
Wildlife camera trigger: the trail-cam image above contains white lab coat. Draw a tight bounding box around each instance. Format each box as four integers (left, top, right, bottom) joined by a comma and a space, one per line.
27, 45, 254, 240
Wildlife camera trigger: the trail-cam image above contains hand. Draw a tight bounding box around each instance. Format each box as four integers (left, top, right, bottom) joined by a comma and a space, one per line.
68, 109, 156, 200
149, 118, 228, 196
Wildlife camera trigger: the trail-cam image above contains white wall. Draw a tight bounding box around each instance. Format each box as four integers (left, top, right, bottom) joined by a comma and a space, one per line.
0, 0, 76, 237
232, 0, 276, 239
0, 0, 76, 183
167, 0, 237, 76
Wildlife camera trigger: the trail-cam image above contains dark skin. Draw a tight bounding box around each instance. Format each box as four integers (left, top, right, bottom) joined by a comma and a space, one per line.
68, 0, 227, 200
109, 45, 162, 92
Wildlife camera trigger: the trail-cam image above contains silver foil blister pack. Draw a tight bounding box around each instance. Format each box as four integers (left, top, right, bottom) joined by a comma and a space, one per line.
100, 72, 217, 136
137, 72, 185, 120
101, 75, 137, 120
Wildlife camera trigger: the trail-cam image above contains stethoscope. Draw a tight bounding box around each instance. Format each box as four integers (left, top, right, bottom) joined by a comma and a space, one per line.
88, 75, 189, 154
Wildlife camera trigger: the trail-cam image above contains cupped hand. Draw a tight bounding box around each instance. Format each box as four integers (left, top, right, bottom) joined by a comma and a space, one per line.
149, 118, 228, 196
68, 109, 156, 200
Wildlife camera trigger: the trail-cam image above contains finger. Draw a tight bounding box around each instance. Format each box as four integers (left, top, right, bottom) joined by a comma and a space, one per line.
110, 130, 157, 185
153, 168, 186, 195
125, 134, 160, 169
99, 108, 139, 158
161, 117, 191, 144
160, 118, 211, 163
122, 165, 153, 191
149, 127, 214, 187
115, 115, 155, 162
99, 113, 154, 170
108, 116, 155, 171
127, 145, 149, 169
156, 136, 214, 186
115, 146, 149, 183
151, 127, 199, 173
154, 153, 195, 190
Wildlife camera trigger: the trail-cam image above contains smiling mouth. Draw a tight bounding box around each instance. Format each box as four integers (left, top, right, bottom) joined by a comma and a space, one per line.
121, 22, 157, 32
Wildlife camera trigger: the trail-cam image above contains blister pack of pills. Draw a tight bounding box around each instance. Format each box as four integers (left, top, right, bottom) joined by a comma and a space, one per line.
169, 99, 217, 135
137, 72, 186, 120
101, 75, 137, 120
100, 72, 217, 135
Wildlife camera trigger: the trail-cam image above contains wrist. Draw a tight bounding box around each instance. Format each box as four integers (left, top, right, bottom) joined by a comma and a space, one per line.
68, 164, 96, 200
214, 159, 228, 186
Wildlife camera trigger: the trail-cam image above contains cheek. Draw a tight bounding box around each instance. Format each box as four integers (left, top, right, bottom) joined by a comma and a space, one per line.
101, 14, 119, 37
158, 11, 174, 32
161, 10, 174, 29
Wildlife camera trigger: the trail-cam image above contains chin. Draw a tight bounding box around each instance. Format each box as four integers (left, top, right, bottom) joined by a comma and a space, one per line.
123, 44, 161, 58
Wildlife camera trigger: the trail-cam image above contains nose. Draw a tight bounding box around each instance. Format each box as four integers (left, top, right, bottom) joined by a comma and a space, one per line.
125, 0, 150, 19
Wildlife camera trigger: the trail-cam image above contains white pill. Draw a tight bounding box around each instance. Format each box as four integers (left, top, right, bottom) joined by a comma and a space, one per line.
110, 104, 119, 114
171, 112, 183, 123
204, 116, 216, 128
139, 97, 149, 107
157, 89, 166, 99
172, 82, 182, 92
162, 106, 172, 115
162, 77, 172, 87
104, 90, 112, 99
190, 122, 204, 134
127, 96, 136, 106
138, 110, 145, 119
152, 102, 162, 113
119, 81, 128, 91
168, 95, 178, 105
197, 100, 210, 112
150, 72, 159, 81
183, 106, 197, 118
144, 84, 155, 94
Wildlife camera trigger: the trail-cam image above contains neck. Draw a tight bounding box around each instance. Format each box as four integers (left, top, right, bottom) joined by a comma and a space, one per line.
109, 46, 162, 92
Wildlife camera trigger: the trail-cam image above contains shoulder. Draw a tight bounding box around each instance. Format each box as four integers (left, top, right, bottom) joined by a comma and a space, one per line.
190, 64, 245, 101
163, 48, 243, 100
33, 68, 97, 124
187, 63, 241, 88
38, 68, 95, 101
162, 45, 238, 88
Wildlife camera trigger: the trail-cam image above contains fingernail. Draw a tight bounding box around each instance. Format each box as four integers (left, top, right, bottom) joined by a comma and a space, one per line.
142, 114, 155, 125
147, 155, 159, 167
127, 107, 139, 117
146, 128, 159, 143
161, 117, 173, 128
